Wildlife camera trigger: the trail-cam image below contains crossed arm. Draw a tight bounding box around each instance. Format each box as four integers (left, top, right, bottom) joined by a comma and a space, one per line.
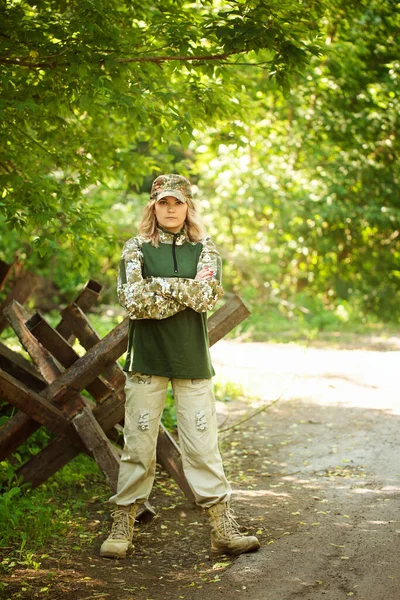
117, 236, 224, 320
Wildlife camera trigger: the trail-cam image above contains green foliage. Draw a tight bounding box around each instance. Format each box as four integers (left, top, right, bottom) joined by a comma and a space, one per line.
0, 0, 398, 324
0, 0, 325, 271
194, 0, 400, 322
214, 379, 246, 402
161, 385, 177, 432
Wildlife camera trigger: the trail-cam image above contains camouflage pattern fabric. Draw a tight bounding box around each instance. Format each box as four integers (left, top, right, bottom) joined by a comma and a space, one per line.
158, 229, 187, 245
117, 231, 223, 320
150, 174, 192, 203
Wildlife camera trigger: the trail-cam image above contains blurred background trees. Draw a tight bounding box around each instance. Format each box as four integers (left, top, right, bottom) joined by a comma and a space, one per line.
1, 0, 399, 334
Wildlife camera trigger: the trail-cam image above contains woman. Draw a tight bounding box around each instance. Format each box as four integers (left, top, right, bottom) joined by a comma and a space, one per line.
100, 174, 260, 559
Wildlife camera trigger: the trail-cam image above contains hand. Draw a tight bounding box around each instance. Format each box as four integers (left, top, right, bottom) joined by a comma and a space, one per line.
195, 267, 215, 281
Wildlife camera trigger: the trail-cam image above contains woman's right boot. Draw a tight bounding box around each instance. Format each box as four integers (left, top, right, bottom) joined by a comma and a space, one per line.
100, 504, 138, 559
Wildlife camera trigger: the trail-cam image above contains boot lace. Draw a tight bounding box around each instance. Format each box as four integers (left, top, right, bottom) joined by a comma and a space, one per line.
108, 510, 134, 540
218, 507, 242, 539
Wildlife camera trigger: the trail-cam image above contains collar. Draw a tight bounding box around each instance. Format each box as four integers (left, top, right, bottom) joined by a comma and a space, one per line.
158, 227, 188, 246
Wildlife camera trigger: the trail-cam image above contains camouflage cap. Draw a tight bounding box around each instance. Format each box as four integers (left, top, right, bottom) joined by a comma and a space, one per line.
150, 174, 192, 203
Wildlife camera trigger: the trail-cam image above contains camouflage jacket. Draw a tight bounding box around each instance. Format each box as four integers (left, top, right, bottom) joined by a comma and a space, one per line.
117, 228, 224, 320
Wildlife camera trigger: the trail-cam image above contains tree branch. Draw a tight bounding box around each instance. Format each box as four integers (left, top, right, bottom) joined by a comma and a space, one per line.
0, 49, 246, 69
5, 121, 54, 156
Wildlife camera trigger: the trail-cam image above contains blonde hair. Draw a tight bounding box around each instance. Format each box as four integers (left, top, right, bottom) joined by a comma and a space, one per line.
139, 197, 205, 246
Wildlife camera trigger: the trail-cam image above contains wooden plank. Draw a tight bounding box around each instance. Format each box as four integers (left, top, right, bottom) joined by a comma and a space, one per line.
18, 437, 80, 488
0, 342, 47, 460
55, 303, 126, 448
60, 303, 126, 389
3, 300, 85, 414
14, 385, 127, 489
0, 272, 39, 333
56, 279, 102, 343
71, 279, 103, 313
0, 411, 42, 460
0, 369, 82, 445
3, 303, 126, 490
1, 299, 84, 457
0, 304, 89, 461
40, 317, 129, 406
4, 300, 61, 384
0, 341, 45, 391
16, 434, 154, 520
208, 295, 250, 347
26, 312, 112, 402
72, 407, 120, 492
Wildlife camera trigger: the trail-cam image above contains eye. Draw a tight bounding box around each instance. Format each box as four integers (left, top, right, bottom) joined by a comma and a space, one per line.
176, 200, 184, 205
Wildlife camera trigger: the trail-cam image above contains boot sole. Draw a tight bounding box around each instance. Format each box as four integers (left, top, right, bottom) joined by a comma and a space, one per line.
212, 540, 261, 556
100, 543, 133, 559
100, 550, 127, 559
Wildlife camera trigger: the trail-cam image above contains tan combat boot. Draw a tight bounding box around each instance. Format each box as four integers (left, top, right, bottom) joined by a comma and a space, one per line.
100, 504, 138, 559
206, 502, 260, 556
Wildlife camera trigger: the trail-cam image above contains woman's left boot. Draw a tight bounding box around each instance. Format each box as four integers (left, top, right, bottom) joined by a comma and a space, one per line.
100, 504, 138, 559
206, 501, 260, 556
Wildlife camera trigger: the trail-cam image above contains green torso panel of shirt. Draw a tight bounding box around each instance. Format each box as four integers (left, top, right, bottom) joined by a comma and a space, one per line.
123, 236, 215, 379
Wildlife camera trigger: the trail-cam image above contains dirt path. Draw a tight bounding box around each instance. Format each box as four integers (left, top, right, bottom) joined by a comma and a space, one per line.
204, 338, 400, 600
3, 336, 399, 600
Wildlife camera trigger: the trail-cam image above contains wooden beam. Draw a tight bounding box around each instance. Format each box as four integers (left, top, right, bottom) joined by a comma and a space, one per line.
3, 303, 126, 490
16, 395, 125, 489
208, 295, 250, 347
4, 300, 61, 383
3, 300, 85, 415
60, 303, 126, 389
26, 312, 112, 401
0, 370, 82, 445
40, 317, 129, 405
0, 411, 42, 460
0, 342, 47, 460
72, 407, 120, 492
14, 388, 127, 490
55, 279, 102, 343
18, 437, 81, 488
0, 341, 45, 391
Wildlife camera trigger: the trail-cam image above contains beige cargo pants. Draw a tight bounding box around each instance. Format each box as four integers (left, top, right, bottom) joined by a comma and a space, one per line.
109, 373, 232, 509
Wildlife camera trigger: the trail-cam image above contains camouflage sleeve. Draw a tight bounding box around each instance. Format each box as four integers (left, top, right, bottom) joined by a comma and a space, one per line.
117, 237, 186, 320
149, 237, 224, 313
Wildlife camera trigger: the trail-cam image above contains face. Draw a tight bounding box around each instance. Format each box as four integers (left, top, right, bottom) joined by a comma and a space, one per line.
154, 196, 188, 233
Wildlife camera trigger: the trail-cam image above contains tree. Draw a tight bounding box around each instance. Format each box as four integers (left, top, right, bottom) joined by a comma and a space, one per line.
194, 0, 400, 321
1, 0, 324, 271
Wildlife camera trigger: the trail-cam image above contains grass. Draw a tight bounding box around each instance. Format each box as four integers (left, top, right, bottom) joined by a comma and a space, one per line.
0, 452, 108, 589
225, 298, 399, 344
